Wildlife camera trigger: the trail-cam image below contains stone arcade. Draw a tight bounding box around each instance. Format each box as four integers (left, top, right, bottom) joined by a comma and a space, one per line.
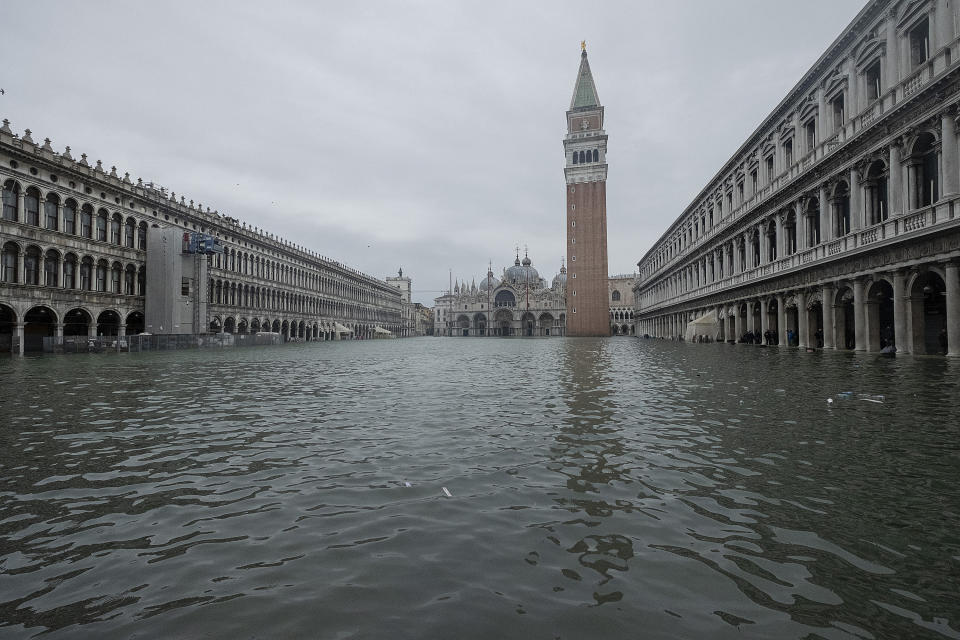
0, 121, 403, 353
633, 0, 960, 356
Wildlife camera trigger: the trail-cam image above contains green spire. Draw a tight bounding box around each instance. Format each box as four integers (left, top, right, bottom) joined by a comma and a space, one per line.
570, 49, 600, 109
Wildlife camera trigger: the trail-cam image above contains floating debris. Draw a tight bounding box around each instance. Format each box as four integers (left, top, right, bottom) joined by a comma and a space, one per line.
441, 487, 452, 498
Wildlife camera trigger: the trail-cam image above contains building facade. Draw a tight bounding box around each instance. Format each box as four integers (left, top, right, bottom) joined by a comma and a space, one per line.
608, 274, 636, 335
434, 253, 567, 337
633, 0, 960, 356
0, 119, 403, 353
565, 44, 611, 337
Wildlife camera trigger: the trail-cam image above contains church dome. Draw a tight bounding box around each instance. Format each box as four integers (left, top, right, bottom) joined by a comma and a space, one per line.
505, 254, 541, 287
552, 263, 567, 289
477, 275, 501, 290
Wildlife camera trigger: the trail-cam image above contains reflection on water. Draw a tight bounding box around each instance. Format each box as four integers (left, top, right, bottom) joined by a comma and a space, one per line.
0, 339, 958, 639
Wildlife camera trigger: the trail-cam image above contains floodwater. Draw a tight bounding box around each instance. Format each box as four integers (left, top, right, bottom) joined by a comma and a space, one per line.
0, 338, 958, 639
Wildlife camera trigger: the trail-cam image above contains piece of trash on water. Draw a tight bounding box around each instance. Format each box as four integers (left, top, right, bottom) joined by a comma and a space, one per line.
827, 398, 834, 404
404, 482, 412, 487
857, 393, 885, 401
836, 391, 854, 399
441, 487, 452, 498
859, 398, 884, 404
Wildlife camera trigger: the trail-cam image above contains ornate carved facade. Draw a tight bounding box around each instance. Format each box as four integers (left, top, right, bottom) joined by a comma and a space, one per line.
633, 0, 960, 356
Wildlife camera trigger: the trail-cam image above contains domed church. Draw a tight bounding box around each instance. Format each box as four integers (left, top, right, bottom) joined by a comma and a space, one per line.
435, 252, 567, 336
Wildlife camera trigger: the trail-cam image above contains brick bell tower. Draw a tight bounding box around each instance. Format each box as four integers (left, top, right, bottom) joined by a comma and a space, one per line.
564, 42, 609, 337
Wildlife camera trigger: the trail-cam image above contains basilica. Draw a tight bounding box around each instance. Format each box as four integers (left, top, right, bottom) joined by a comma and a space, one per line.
434, 253, 568, 336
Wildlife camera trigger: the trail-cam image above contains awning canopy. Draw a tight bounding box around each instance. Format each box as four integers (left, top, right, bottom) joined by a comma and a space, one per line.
334, 322, 352, 333
373, 326, 392, 335
684, 310, 718, 341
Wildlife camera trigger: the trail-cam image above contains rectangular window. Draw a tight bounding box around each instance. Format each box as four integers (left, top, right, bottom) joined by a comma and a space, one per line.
784, 139, 793, 167
910, 18, 930, 67
865, 60, 882, 102
804, 120, 816, 151
765, 156, 774, 180
831, 94, 845, 130
571, 256, 576, 262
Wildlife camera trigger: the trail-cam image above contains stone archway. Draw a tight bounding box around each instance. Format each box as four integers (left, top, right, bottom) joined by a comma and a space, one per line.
0, 303, 16, 352
64, 308, 92, 337
865, 279, 895, 352
126, 311, 145, 335
908, 271, 947, 354
23, 306, 57, 352
834, 287, 856, 350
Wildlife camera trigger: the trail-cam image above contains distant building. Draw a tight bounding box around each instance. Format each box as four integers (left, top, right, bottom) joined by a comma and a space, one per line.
0, 119, 403, 353
608, 274, 636, 335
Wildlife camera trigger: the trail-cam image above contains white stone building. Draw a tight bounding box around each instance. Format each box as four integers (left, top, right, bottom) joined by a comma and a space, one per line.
634, 0, 960, 356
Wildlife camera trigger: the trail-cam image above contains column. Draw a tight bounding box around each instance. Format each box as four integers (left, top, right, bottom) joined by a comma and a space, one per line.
760, 228, 769, 265
892, 270, 908, 354
733, 304, 741, 341
745, 301, 754, 333
56, 202, 64, 232
941, 112, 959, 197
853, 278, 866, 351
777, 294, 787, 346
760, 297, 770, 343
886, 15, 899, 90
15, 322, 24, 355
889, 141, 903, 216
797, 291, 808, 348
908, 162, 919, 210
946, 261, 960, 356
850, 167, 862, 231
822, 284, 836, 349
775, 214, 785, 259
797, 198, 808, 251
16, 252, 24, 284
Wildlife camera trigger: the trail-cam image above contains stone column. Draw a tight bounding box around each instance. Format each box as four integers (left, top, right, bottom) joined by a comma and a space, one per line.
941, 112, 959, 198
946, 261, 960, 356
733, 305, 741, 342
745, 301, 754, 333
760, 297, 770, 342
797, 198, 808, 251
889, 141, 903, 216
797, 291, 808, 348
775, 214, 784, 259
57, 258, 64, 288
822, 284, 836, 349
16, 251, 24, 284
907, 162, 919, 210
853, 278, 866, 351
892, 270, 908, 354
56, 202, 64, 232
760, 225, 770, 265
850, 167, 862, 231
777, 295, 787, 346
14, 322, 24, 355
886, 17, 899, 90
55, 323, 64, 339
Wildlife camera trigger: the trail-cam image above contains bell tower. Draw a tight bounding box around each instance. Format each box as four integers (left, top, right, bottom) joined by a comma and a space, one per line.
564, 42, 609, 336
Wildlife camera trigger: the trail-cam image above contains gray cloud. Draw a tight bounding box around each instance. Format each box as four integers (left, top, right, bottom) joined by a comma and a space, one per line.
1, 0, 865, 304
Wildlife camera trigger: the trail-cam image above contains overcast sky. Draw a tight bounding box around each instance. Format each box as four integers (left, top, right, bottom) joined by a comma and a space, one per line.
2, 0, 866, 305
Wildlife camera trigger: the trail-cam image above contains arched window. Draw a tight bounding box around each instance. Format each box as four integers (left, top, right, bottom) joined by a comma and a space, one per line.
110, 214, 122, 244
80, 204, 93, 238
63, 199, 77, 234
1, 242, 19, 283
138, 266, 146, 295
24, 246, 40, 285
95, 259, 108, 291
111, 262, 123, 293
80, 257, 93, 290
572, 151, 578, 164
125, 218, 136, 247
25, 187, 40, 226
612, 290, 621, 301
44, 193, 59, 230
44, 250, 59, 286
2, 180, 19, 221
912, 133, 938, 209
578, 150, 586, 164
137, 222, 147, 250
63, 254, 77, 289
96, 209, 108, 241
124, 265, 136, 295
593, 149, 599, 162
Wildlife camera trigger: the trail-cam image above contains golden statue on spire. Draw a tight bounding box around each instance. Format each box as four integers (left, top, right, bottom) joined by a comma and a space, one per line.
581, 40, 586, 52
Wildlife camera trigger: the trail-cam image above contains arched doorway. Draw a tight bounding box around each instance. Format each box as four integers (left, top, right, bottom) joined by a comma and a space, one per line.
223, 317, 236, 334
237, 318, 248, 334
251, 318, 261, 333
23, 306, 56, 352
494, 308, 513, 336
539, 312, 554, 336
272, 319, 281, 333
474, 313, 487, 336
834, 288, 855, 350
785, 299, 799, 346
521, 312, 535, 336
209, 318, 222, 334
0, 304, 15, 353
806, 299, 824, 348
865, 280, 894, 352
766, 299, 778, 344
97, 310, 121, 336
126, 311, 145, 335
457, 314, 470, 337
63, 308, 91, 337
908, 271, 947, 354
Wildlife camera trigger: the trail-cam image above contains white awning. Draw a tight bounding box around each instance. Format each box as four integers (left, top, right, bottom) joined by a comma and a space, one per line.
334, 322, 352, 333
373, 326, 392, 335
684, 310, 718, 341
